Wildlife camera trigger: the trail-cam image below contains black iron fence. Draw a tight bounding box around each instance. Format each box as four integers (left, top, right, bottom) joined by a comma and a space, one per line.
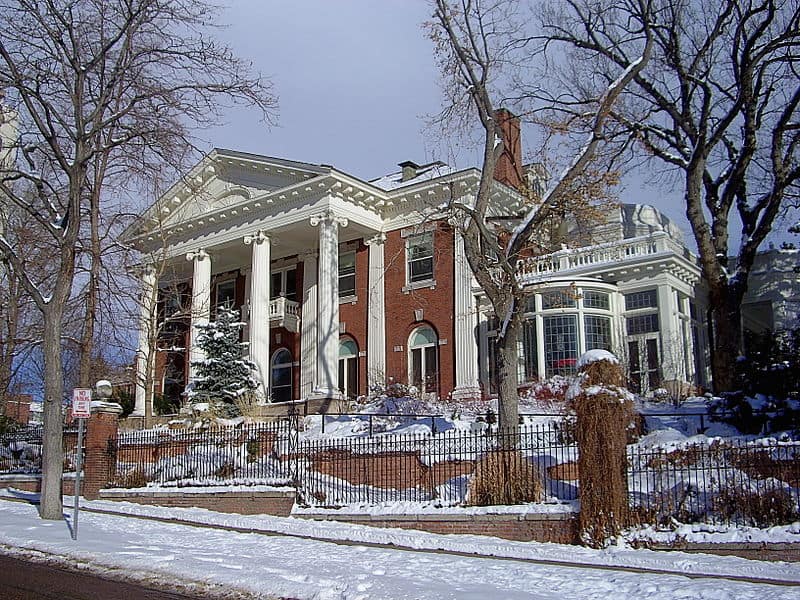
627, 438, 800, 527
0, 425, 80, 474
4, 417, 799, 528
110, 421, 296, 488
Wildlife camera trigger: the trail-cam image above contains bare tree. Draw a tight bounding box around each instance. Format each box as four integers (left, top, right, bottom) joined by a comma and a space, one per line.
429, 0, 652, 431
0, 0, 276, 519
533, 0, 800, 392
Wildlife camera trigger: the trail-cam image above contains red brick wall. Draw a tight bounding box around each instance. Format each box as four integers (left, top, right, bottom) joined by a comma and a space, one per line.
339, 240, 369, 398
383, 221, 456, 396
5, 394, 32, 425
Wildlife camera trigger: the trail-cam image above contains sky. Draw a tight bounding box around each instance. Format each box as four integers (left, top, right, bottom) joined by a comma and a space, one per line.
196, 1, 800, 251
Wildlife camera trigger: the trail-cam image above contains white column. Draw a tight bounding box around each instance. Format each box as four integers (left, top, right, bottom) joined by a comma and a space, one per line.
186, 249, 211, 383
310, 209, 348, 398
300, 251, 318, 398
244, 230, 271, 402
452, 232, 481, 399
132, 264, 157, 417
657, 284, 682, 383
366, 233, 387, 389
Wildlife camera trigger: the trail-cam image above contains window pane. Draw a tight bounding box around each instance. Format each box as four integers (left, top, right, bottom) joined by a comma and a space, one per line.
411, 348, 422, 387
522, 320, 538, 381
584, 315, 612, 351
410, 326, 437, 347
624, 289, 658, 310
347, 356, 358, 398
285, 269, 297, 300
542, 290, 576, 309
583, 290, 610, 310
215, 280, 236, 313
339, 339, 358, 357
543, 315, 578, 376
628, 341, 642, 393
407, 233, 434, 282
270, 272, 282, 300
338, 253, 356, 297
626, 314, 659, 335
424, 346, 438, 393
646, 338, 661, 388
409, 257, 433, 282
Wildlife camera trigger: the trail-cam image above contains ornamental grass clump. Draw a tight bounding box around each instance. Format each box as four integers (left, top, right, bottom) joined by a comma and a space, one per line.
467, 449, 543, 506
568, 350, 637, 547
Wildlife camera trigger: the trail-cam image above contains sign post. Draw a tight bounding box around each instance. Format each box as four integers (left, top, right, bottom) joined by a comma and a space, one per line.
71, 388, 91, 541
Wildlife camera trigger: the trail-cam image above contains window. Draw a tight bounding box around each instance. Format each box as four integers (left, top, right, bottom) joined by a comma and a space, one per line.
270, 348, 293, 403
407, 232, 434, 283
521, 320, 538, 381
583, 291, 610, 310
626, 313, 659, 335
624, 289, 657, 310
160, 351, 185, 414
543, 315, 578, 376
628, 338, 661, 394
339, 252, 356, 297
584, 315, 612, 351
542, 289, 576, 309
271, 268, 297, 301
215, 280, 236, 315
338, 339, 359, 400
409, 326, 439, 394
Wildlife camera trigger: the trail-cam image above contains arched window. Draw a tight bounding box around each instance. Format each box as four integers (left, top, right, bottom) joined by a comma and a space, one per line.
338, 339, 359, 400
270, 348, 293, 403
409, 326, 439, 395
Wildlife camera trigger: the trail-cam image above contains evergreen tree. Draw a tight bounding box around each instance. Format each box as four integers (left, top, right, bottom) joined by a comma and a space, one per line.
189, 307, 259, 417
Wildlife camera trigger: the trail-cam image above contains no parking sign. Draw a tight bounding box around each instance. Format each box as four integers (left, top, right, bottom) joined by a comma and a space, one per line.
72, 388, 91, 419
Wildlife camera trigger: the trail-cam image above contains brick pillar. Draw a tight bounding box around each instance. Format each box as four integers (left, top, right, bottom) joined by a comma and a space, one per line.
82, 402, 122, 499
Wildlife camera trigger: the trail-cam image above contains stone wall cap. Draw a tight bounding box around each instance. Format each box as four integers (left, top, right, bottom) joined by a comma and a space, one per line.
90, 401, 123, 415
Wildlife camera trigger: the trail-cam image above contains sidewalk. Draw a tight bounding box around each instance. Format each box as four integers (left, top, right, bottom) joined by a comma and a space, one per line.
1, 493, 799, 599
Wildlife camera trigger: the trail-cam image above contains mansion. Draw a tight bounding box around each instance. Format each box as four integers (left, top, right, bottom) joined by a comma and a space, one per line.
122, 116, 795, 416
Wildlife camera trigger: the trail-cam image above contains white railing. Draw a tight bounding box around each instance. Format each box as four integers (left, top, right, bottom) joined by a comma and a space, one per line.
269, 297, 300, 318
516, 232, 692, 281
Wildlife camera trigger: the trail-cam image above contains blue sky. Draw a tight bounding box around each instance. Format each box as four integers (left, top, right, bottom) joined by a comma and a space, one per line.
202, 1, 795, 250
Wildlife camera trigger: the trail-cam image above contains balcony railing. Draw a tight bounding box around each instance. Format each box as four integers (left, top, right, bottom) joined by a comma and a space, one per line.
269, 297, 300, 332
516, 232, 695, 282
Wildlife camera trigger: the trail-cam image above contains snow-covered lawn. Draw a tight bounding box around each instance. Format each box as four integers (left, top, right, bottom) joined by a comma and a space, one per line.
1, 493, 800, 599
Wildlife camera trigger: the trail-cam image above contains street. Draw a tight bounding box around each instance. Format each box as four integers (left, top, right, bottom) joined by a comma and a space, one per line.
0, 554, 240, 600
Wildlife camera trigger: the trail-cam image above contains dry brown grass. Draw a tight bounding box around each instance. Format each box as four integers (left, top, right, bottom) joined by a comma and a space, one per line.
570, 357, 636, 547
467, 450, 543, 506
115, 467, 149, 488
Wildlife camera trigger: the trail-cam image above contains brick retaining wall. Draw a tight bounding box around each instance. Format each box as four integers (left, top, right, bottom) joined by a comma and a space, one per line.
297, 511, 580, 544
98, 488, 296, 517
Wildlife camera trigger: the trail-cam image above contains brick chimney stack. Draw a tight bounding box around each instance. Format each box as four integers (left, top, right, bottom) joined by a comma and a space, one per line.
493, 108, 523, 190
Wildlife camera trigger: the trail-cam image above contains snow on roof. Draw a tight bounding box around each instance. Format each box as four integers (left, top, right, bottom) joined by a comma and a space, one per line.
370, 161, 456, 191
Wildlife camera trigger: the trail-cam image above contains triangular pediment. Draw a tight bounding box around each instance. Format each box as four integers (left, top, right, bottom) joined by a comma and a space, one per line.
126, 149, 331, 240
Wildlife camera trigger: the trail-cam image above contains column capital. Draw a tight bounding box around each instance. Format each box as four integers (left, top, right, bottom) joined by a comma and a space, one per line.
365, 232, 387, 246
186, 248, 209, 262
310, 209, 348, 229
244, 229, 271, 246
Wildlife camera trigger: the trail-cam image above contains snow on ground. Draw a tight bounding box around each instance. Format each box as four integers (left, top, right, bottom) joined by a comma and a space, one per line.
1, 493, 800, 599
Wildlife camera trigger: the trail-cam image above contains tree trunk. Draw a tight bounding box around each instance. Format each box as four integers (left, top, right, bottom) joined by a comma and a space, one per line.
708, 283, 745, 394
39, 306, 65, 520
493, 313, 521, 441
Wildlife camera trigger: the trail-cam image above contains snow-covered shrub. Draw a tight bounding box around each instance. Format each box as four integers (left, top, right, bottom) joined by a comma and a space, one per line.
736, 328, 800, 401
713, 484, 798, 528
466, 450, 543, 506
568, 350, 637, 547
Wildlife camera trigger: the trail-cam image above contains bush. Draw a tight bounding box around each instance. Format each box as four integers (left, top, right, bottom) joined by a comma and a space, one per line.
714, 485, 799, 528
466, 450, 543, 506
738, 328, 800, 400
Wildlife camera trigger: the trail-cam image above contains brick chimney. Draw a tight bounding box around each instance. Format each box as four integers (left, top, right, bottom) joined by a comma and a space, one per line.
493, 108, 523, 190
